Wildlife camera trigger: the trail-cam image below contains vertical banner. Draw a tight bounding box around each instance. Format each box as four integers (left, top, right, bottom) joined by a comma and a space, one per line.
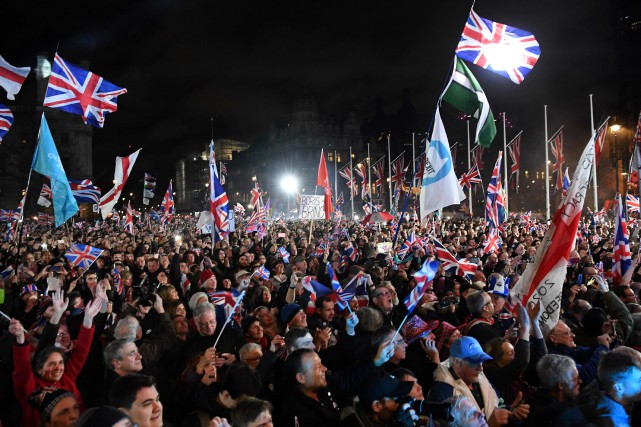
143, 173, 156, 206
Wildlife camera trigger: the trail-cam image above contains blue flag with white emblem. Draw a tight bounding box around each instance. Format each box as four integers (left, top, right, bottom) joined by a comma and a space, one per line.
31, 114, 79, 227
420, 108, 465, 219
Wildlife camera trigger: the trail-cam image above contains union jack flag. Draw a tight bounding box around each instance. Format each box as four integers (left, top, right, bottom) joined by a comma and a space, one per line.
69, 178, 101, 204
44, 54, 127, 128
234, 203, 246, 216
160, 180, 174, 224
65, 243, 103, 269
404, 260, 439, 313
336, 192, 344, 207
627, 194, 639, 214
336, 272, 369, 309
249, 182, 261, 208
459, 164, 482, 192
124, 201, 135, 235
508, 133, 521, 192
0, 105, 13, 141
209, 140, 229, 242
339, 166, 357, 199
112, 267, 123, 295
40, 183, 52, 200
316, 240, 328, 257
372, 157, 385, 190
219, 162, 227, 185
38, 213, 53, 224
208, 290, 237, 317
413, 154, 426, 188
391, 153, 406, 192
485, 151, 503, 230
355, 162, 368, 198
278, 246, 290, 263
327, 262, 343, 293
456, 9, 541, 84
254, 265, 270, 280
0, 209, 19, 222
612, 194, 631, 285
483, 228, 502, 254
594, 118, 610, 168
549, 128, 565, 191
432, 237, 477, 280
472, 145, 484, 171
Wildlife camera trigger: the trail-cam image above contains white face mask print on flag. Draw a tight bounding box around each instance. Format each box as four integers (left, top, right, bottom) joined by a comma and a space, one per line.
420, 107, 466, 220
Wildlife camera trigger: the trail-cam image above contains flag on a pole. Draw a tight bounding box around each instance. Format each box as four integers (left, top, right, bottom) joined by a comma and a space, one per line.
507, 133, 522, 192
0, 56, 30, 100
549, 128, 565, 191
37, 183, 52, 208
354, 161, 368, 199
485, 151, 503, 230
124, 201, 134, 235
339, 166, 357, 199
391, 153, 406, 192
99, 149, 140, 219
69, 178, 101, 205
612, 194, 631, 285
455, 9, 541, 84
31, 114, 79, 227
420, 108, 466, 219
509, 130, 595, 334
626, 194, 639, 214
404, 260, 439, 313
316, 149, 333, 220
459, 164, 482, 192
442, 57, 497, 147
0, 105, 14, 141
43, 54, 127, 128
431, 237, 477, 280
160, 180, 174, 224
594, 118, 610, 168
209, 140, 229, 242
64, 243, 103, 269
372, 157, 385, 190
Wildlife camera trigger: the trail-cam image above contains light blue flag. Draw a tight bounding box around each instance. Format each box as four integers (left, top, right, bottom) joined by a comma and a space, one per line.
31, 114, 79, 227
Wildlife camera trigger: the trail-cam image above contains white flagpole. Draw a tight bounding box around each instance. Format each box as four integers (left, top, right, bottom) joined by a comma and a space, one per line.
387, 134, 393, 211
545, 105, 550, 221
590, 94, 598, 212
467, 119, 473, 217
503, 112, 509, 216
350, 146, 355, 219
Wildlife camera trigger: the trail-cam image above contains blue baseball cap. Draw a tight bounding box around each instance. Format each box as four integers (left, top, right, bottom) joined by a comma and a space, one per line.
450, 336, 492, 364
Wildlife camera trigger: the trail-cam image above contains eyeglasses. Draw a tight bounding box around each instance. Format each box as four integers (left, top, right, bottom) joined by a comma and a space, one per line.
551, 330, 574, 337
392, 338, 405, 347
374, 291, 392, 298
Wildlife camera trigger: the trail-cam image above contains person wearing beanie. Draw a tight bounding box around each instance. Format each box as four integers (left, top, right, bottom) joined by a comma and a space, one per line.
28, 387, 78, 427
280, 303, 307, 330
76, 405, 131, 427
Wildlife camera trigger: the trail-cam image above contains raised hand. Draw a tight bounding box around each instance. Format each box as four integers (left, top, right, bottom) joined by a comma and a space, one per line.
51, 290, 69, 325
82, 298, 102, 328
9, 319, 25, 344
373, 338, 394, 367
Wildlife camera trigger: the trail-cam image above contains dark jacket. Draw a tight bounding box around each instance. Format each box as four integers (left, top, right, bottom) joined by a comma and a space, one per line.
547, 343, 608, 386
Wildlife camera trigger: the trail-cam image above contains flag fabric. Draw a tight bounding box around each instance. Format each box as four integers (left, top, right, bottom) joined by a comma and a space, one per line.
627, 194, 639, 214
255, 265, 270, 281
149, 209, 161, 222
339, 166, 357, 199
142, 173, 156, 205
160, 180, 174, 224
404, 260, 439, 313
336, 192, 344, 207
432, 237, 477, 280
0, 105, 14, 141
509, 130, 595, 334
69, 178, 101, 204
472, 145, 484, 171
43, 54, 127, 128
31, 114, 79, 227
420, 108, 466, 219
372, 157, 385, 190
508, 133, 521, 192
37, 183, 52, 208
459, 164, 483, 192
209, 140, 229, 242
455, 9, 541, 84
250, 182, 261, 208
326, 263, 343, 293
112, 267, 123, 295
483, 228, 502, 254
391, 153, 406, 192
442, 57, 496, 147
632, 112, 641, 192
277, 246, 290, 263
99, 149, 140, 219
594, 119, 610, 168
0, 56, 30, 100
562, 167, 571, 198
413, 155, 426, 188
316, 149, 333, 220
549, 128, 565, 191
612, 194, 632, 285
355, 161, 368, 199
38, 213, 53, 224
234, 203, 246, 216
338, 273, 369, 309
485, 151, 503, 230
64, 243, 103, 269
124, 201, 134, 235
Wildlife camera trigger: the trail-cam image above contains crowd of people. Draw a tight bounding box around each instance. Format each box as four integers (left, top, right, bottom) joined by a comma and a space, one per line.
1, 211, 641, 427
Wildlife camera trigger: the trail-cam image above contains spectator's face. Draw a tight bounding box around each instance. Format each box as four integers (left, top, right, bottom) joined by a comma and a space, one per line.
196, 310, 217, 336
456, 359, 484, 385
243, 348, 263, 370
239, 256, 250, 267
256, 308, 274, 326
549, 321, 576, 348
401, 373, 424, 400
147, 260, 159, 273
289, 310, 307, 328
498, 342, 515, 365
115, 342, 143, 374
291, 333, 315, 351
172, 316, 189, 336
299, 352, 328, 391
317, 301, 335, 322
372, 288, 394, 313
157, 272, 168, 285
457, 398, 488, 427
491, 294, 505, 313
566, 367, 582, 397
125, 385, 163, 427
49, 396, 80, 427
390, 333, 407, 361
247, 321, 264, 340
245, 410, 273, 427
618, 366, 641, 402
38, 351, 65, 382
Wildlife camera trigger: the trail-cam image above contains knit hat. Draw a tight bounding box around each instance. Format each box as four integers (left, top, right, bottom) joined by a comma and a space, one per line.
199, 269, 214, 286
28, 387, 75, 421
433, 321, 459, 351
241, 316, 260, 335
280, 303, 303, 325
400, 316, 440, 345
76, 406, 130, 427
189, 292, 209, 311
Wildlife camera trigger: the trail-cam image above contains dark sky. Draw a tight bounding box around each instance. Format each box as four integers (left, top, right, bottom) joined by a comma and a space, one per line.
2, 0, 634, 192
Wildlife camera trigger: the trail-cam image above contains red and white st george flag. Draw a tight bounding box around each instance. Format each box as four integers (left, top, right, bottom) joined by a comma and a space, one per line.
316, 149, 333, 220
99, 149, 141, 219
510, 132, 595, 334
0, 55, 30, 100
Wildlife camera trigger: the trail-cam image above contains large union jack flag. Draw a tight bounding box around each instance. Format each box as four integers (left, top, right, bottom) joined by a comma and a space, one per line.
161, 180, 174, 224
210, 141, 229, 242
372, 157, 385, 190
485, 151, 503, 230
68, 178, 101, 204
432, 237, 477, 280
459, 164, 482, 192
65, 243, 103, 269
508, 132, 521, 192
483, 228, 502, 254
124, 201, 135, 235
613, 194, 631, 285
627, 194, 639, 214
339, 166, 357, 199
549, 128, 565, 191
0, 105, 14, 141
44, 54, 127, 128
354, 161, 368, 198
456, 9, 541, 84
391, 153, 406, 192
594, 119, 610, 168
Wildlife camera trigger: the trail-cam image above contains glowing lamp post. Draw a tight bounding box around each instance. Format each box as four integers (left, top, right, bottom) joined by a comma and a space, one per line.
280, 175, 299, 217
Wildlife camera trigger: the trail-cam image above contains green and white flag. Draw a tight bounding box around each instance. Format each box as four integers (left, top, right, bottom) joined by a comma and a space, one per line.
442, 56, 496, 147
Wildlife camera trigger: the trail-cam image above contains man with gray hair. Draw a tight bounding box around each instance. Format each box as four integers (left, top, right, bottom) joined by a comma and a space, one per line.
462, 291, 501, 349
103, 338, 144, 400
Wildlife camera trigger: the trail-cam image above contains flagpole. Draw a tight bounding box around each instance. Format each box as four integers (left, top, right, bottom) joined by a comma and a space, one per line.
503, 112, 509, 216
334, 150, 338, 207
350, 146, 355, 220
387, 134, 393, 211
367, 143, 372, 207
590, 94, 598, 212
544, 105, 550, 221
466, 119, 473, 217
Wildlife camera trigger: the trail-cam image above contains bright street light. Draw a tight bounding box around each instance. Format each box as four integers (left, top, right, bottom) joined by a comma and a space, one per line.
280, 175, 299, 194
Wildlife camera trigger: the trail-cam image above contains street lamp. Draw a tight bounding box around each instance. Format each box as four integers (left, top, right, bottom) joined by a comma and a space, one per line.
280, 175, 298, 216
611, 119, 622, 194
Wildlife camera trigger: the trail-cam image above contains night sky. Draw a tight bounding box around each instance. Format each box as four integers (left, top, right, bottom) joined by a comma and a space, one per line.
2, 0, 635, 195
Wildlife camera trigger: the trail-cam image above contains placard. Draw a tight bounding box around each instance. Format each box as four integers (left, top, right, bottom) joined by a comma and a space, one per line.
298, 195, 325, 220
